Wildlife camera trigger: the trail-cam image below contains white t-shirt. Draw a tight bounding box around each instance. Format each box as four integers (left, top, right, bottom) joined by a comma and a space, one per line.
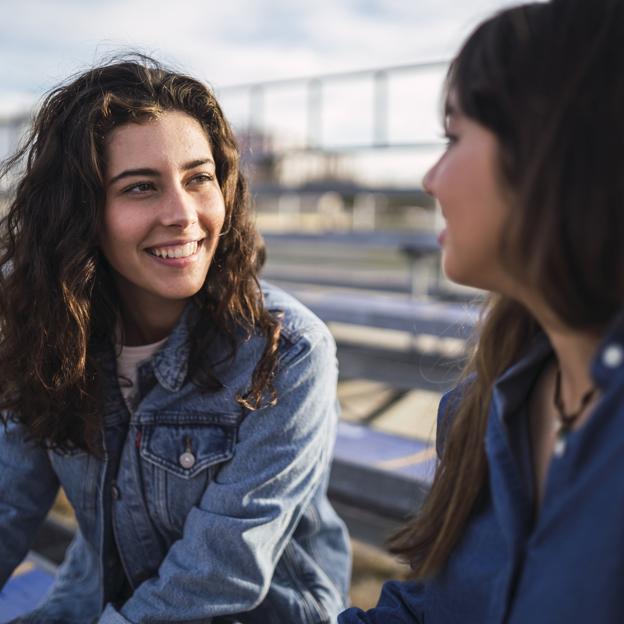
116, 337, 168, 411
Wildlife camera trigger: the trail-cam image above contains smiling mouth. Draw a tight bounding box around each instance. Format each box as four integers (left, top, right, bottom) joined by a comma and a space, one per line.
146, 239, 203, 259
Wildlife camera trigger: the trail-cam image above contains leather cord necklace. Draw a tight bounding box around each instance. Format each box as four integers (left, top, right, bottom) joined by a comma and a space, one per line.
553, 366, 598, 457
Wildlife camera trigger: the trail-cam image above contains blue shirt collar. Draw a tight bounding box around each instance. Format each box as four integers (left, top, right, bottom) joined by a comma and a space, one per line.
492, 331, 552, 423
493, 304, 624, 414
590, 307, 624, 389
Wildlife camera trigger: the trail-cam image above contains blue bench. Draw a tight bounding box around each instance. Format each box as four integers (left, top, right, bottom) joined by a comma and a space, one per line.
329, 421, 436, 547
287, 288, 478, 339
282, 287, 475, 391
0, 555, 55, 622
262, 230, 443, 299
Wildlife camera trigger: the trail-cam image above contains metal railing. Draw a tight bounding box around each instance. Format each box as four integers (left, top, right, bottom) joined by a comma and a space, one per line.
216, 59, 449, 156
0, 58, 450, 187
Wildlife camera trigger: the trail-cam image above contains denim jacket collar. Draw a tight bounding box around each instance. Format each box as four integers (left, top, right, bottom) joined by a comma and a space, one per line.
150, 304, 196, 392
96, 303, 196, 398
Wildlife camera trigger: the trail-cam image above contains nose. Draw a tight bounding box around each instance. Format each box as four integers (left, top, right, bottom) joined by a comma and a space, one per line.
422, 161, 437, 197
160, 184, 197, 229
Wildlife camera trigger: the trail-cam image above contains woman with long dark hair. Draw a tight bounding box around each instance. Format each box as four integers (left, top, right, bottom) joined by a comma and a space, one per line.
341, 0, 624, 621
0, 56, 350, 623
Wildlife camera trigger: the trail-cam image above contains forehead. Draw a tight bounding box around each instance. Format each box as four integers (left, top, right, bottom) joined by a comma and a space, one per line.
105, 111, 212, 172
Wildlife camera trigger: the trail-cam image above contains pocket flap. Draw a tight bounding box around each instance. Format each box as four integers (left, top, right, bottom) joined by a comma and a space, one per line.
139, 422, 236, 478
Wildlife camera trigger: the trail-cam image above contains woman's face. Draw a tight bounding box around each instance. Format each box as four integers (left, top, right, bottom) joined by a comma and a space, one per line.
423, 100, 513, 293
100, 110, 225, 326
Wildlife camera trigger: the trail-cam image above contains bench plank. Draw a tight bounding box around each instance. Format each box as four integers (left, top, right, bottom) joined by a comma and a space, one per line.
289, 288, 479, 338
0, 556, 55, 622
329, 422, 436, 545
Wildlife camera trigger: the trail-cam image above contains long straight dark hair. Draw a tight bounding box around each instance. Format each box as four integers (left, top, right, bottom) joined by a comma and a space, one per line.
390, 0, 624, 577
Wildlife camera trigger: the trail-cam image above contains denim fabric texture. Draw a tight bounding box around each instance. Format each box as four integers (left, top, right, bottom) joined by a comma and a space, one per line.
0, 282, 351, 623
339, 313, 624, 623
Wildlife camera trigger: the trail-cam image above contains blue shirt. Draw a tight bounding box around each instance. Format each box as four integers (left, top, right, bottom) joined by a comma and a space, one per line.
0, 282, 351, 623
340, 316, 624, 623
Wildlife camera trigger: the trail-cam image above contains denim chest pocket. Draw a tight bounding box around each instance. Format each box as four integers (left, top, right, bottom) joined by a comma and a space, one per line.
137, 411, 239, 536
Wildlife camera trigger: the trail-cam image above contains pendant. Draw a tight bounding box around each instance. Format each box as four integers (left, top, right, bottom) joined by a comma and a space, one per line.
553, 422, 570, 458
554, 434, 566, 457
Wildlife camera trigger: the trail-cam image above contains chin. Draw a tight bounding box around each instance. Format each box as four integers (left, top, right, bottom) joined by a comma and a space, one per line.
166, 286, 205, 300
444, 265, 506, 294
443, 257, 472, 288
150, 281, 206, 302
442, 250, 500, 292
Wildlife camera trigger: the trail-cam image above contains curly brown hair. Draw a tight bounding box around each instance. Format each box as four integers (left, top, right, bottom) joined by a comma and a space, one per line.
0, 55, 281, 454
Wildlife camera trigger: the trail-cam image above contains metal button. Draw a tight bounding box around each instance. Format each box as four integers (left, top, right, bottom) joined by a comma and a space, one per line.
179, 451, 196, 469
111, 484, 120, 501
602, 344, 624, 368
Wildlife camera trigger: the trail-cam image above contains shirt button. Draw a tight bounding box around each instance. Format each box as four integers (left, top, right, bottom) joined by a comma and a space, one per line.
179, 451, 196, 469
602, 344, 624, 368
111, 484, 120, 501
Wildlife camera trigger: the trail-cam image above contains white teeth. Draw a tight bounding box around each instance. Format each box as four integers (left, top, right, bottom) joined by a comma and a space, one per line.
150, 241, 198, 259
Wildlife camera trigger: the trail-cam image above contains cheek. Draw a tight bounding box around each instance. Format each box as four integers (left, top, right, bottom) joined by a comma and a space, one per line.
435, 165, 469, 217
100, 205, 141, 258
213, 205, 226, 231
203, 197, 227, 235
443, 215, 507, 289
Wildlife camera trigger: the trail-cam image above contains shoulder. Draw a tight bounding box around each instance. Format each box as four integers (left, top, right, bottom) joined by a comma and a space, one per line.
209, 282, 335, 389
435, 376, 473, 458
261, 281, 335, 355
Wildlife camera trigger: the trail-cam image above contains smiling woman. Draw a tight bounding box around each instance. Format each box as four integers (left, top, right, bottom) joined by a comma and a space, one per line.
0, 56, 350, 623
101, 112, 227, 344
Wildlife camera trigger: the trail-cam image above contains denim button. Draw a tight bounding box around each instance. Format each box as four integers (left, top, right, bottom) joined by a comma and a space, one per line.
179, 451, 196, 469
602, 344, 624, 368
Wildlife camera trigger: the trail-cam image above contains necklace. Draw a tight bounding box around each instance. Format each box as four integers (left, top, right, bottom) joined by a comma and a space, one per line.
553, 366, 598, 457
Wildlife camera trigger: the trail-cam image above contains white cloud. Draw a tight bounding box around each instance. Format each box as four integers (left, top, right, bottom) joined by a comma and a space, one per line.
0, 0, 529, 184
0, 0, 527, 98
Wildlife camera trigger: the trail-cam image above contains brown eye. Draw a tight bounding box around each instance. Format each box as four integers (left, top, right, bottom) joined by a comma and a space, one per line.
190, 173, 214, 184
124, 182, 155, 194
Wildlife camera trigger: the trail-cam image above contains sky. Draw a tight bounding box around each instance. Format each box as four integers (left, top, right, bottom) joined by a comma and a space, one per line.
0, 0, 526, 111
0, 0, 528, 184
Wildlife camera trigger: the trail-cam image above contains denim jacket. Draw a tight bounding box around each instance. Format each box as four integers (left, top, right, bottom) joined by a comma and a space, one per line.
339, 315, 624, 623
0, 282, 351, 623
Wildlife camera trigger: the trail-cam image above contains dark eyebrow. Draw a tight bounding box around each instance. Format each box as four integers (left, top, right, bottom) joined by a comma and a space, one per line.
108, 168, 158, 186
183, 158, 215, 171
108, 158, 215, 187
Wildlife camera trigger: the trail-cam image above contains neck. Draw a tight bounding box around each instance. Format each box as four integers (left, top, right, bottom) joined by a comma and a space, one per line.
110, 272, 189, 346
117, 299, 186, 346
548, 328, 600, 405
527, 301, 601, 408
